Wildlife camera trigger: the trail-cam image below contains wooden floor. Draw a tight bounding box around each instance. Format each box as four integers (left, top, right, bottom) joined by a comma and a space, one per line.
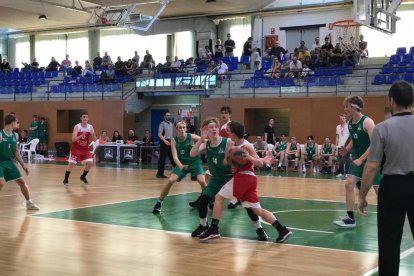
0, 162, 381, 276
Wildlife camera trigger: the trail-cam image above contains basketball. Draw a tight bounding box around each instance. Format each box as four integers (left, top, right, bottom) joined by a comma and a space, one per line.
230, 147, 247, 167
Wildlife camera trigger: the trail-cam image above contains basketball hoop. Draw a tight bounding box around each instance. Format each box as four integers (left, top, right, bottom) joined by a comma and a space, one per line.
92, 7, 108, 25
328, 20, 361, 52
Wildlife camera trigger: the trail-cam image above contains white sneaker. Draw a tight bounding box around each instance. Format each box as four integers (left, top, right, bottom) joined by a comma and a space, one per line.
333, 216, 356, 228
302, 167, 306, 173
26, 201, 40, 210
335, 173, 344, 178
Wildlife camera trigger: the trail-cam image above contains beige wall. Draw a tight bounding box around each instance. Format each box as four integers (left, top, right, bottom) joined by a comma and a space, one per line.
0, 100, 124, 148
201, 96, 388, 144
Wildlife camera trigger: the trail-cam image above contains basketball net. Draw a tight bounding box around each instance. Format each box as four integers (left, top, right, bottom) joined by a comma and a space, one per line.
328, 20, 361, 53
94, 8, 108, 25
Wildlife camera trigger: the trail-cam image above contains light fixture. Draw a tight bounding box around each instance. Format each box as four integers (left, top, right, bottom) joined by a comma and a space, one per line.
206, 0, 216, 2
38, 14, 47, 20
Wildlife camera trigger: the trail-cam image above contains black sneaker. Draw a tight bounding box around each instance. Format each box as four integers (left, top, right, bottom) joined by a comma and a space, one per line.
227, 201, 241, 209
293, 166, 298, 172
189, 198, 200, 208
63, 179, 69, 188
152, 201, 162, 214
256, 227, 269, 241
198, 227, 220, 241
156, 174, 167, 179
277, 166, 285, 172
191, 224, 209, 237
276, 226, 292, 243
80, 176, 88, 185
320, 168, 327, 174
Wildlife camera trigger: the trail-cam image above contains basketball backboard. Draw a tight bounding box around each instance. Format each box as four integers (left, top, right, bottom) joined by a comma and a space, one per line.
354, 0, 401, 34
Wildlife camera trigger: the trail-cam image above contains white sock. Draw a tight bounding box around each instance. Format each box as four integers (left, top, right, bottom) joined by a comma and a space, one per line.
254, 220, 262, 229
200, 218, 207, 226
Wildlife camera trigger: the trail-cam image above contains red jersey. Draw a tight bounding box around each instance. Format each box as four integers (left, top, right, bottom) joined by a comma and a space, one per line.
71, 123, 92, 152
220, 121, 230, 138
233, 139, 255, 174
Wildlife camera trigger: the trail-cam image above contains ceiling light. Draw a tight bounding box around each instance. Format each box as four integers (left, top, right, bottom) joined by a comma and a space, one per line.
38, 14, 48, 20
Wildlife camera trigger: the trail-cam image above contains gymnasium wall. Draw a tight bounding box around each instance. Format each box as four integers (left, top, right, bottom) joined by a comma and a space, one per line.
0, 100, 124, 148
200, 96, 388, 144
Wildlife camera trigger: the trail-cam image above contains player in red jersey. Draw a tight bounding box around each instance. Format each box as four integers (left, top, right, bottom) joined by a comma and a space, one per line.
63, 113, 97, 187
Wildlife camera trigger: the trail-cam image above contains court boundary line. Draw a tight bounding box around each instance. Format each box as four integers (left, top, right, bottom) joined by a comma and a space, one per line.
362, 246, 414, 276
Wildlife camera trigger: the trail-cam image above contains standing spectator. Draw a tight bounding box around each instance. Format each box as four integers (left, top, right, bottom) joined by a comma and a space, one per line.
142, 130, 154, 164
142, 50, 155, 69
224, 33, 236, 57
93, 52, 103, 70
335, 114, 350, 178
156, 111, 176, 178
38, 117, 48, 156
358, 81, 413, 276
29, 115, 40, 140
132, 50, 140, 66
298, 40, 308, 51
358, 35, 368, 62
102, 52, 112, 69
253, 48, 262, 70
268, 41, 287, 61
214, 39, 224, 58
1, 58, 11, 72
45, 57, 60, 71
242, 37, 254, 68
311, 37, 321, 54
264, 118, 276, 145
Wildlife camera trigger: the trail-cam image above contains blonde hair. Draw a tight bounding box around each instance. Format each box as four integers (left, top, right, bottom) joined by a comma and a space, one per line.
174, 121, 187, 129
343, 96, 364, 110
201, 117, 220, 128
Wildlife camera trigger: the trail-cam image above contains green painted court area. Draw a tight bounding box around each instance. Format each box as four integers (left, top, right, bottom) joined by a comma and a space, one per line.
35, 192, 414, 255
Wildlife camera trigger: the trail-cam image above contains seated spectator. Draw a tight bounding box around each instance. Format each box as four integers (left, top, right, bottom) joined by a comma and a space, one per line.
45, 57, 60, 71
141, 130, 154, 164
81, 60, 93, 77
311, 37, 321, 54
19, 130, 30, 144
132, 50, 140, 66
73, 60, 82, 76
141, 50, 155, 69
156, 56, 173, 73
299, 40, 308, 51
202, 46, 213, 60
321, 37, 334, 59
358, 35, 368, 62
112, 130, 123, 142
280, 53, 291, 77
300, 135, 318, 173
214, 39, 224, 58
216, 57, 228, 81
268, 41, 287, 61
99, 130, 111, 144
125, 59, 134, 75
1, 58, 11, 72
318, 48, 330, 67
100, 63, 115, 83
288, 56, 302, 78
22, 58, 42, 72
171, 56, 182, 71
253, 48, 262, 70
303, 56, 314, 71
266, 58, 281, 78
253, 136, 269, 158
272, 133, 288, 171
114, 56, 127, 75
102, 52, 113, 69
318, 137, 336, 174
126, 129, 139, 144
293, 48, 300, 60
206, 59, 216, 73
285, 136, 301, 172
60, 54, 73, 76
330, 43, 344, 66
93, 52, 103, 70
185, 58, 196, 75
342, 49, 358, 67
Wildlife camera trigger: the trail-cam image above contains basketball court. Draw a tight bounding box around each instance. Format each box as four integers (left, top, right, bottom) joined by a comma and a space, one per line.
1, 162, 413, 275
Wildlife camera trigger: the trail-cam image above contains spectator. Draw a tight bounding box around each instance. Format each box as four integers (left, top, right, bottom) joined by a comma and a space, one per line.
299, 40, 308, 51
264, 118, 276, 145
126, 129, 139, 144
343, 49, 358, 67
31, 58, 40, 71
253, 48, 262, 70
73, 60, 82, 75
142, 50, 155, 69
206, 59, 216, 73
318, 48, 330, 67
214, 39, 224, 58
298, 47, 311, 62
142, 130, 154, 164
268, 41, 287, 61
19, 130, 29, 144
266, 58, 281, 78
99, 130, 111, 144
1, 59, 12, 72
242, 37, 254, 68
81, 60, 93, 77
132, 50, 140, 66
100, 63, 115, 83
311, 37, 321, 54
303, 56, 314, 71
358, 35, 368, 62
45, 57, 60, 71
202, 46, 213, 60
224, 33, 236, 57
216, 57, 228, 81
321, 36, 334, 58
125, 59, 134, 75
112, 130, 123, 142
60, 54, 73, 76
253, 135, 269, 158
171, 56, 182, 71
289, 56, 302, 78
114, 56, 127, 75
293, 48, 300, 60
93, 52, 103, 70
186, 119, 196, 134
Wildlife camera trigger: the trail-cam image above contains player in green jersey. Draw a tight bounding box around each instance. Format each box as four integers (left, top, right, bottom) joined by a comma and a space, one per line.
152, 121, 206, 214
300, 135, 318, 173
318, 137, 336, 174
0, 114, 39, 210
272, 133, 288, 171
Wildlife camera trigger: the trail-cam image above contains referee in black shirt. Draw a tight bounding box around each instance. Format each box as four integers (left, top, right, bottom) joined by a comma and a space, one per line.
358, 81, 414, 276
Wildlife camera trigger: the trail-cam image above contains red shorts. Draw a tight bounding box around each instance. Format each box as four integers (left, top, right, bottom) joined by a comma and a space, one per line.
233, 173, 259, 203
69, 148, 93, 164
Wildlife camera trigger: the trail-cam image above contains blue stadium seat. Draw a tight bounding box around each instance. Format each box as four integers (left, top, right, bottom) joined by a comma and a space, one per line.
386, 73, 400, 84
380, 64, 394, 74
240, 79, 253, 88
389, 54, 401, 64
396, 47, 407, 56
401, 54, 413, 64
252, 70, 265, 79
402, 73, 414, 83
268, 78, 281, 87
239, 55, 250, 65
372, 74, 386, 85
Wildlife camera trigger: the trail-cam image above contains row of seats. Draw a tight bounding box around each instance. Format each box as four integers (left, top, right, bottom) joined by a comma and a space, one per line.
372, 73, 414, 85
0, 70, 58, 80
49, 83, 120, 93
241, 76, 343, 88
0, 86, 33, 94
380, 63, 414, 74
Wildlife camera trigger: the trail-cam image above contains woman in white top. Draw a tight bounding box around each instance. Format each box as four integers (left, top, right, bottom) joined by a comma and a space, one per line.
253, 48, 262, 70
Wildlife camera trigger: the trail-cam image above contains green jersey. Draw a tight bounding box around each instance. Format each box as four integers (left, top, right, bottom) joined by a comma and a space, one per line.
275, 141, 287, 152
348, 115, 370, 159
0, 130, 17, 161
174, 133, 200, 165
290, 143, 298, 151
323, 143, 333, 154
206, 137, 232, 178
30, 121, 40, 139
38, 122, 48, 138
306, 143, 316, 157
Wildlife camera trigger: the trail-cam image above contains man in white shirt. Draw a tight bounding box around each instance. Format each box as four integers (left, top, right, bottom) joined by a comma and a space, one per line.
311, 37, 321, 54
335, 113, 350, 177
216, 58, 228, 81
289, 56, 302, 78
171, 56, 182, 72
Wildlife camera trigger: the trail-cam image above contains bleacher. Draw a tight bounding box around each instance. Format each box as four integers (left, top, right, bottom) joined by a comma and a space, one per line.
372, 46, 414, 85
0, 69, 56, 94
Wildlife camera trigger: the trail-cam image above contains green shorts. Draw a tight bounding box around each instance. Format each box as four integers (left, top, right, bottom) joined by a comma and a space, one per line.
202, 175, 232, 199
172, 160, 204, 181
349, 161, 382, 186
0, 160, 22, 182
305, 155, 314, 162
38, 135, 48, 144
